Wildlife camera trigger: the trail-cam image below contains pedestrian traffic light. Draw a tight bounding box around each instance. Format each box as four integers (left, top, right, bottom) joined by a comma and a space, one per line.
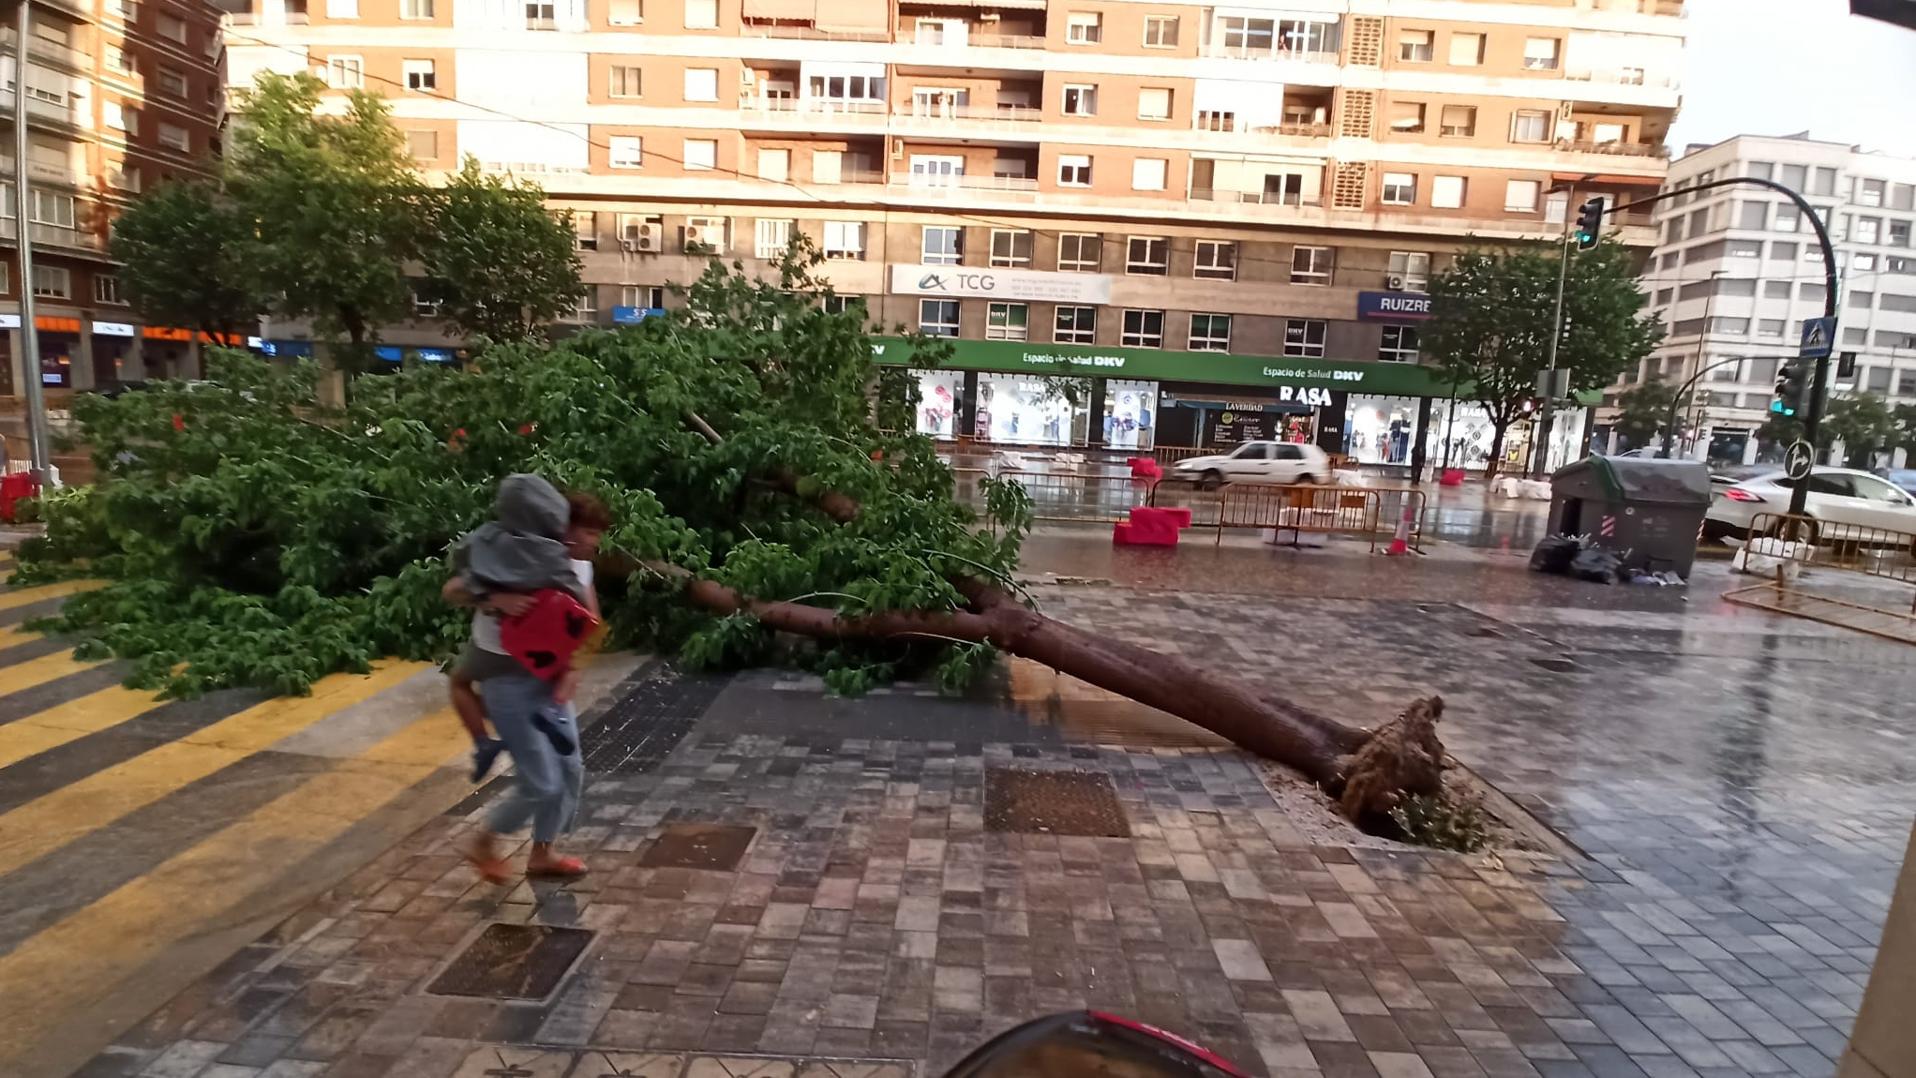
1772, 360, 1808, 416
1573, 197, 1607, 250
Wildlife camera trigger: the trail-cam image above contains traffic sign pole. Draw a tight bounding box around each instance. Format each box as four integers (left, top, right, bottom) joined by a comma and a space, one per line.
1790, 317, 1837, 518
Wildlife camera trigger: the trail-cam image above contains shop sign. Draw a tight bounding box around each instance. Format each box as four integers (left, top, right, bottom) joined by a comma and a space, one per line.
889, 264, 1112, 305
1356, 291, 1434, 321
92, 321, 137, 337
611, 306, 667, 324
0, 315, 16, 329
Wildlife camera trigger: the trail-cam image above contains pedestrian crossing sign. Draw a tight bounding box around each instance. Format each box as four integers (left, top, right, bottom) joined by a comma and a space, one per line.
1799, 316, 1835, 359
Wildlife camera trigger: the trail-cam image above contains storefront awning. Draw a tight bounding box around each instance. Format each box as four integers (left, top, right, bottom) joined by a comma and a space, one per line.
741, 0, 814, 18
815, 0, 886, 31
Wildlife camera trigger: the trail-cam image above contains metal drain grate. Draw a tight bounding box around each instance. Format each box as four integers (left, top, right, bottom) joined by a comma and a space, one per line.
428, 924, 593, 1000
638, 823, 757, 870
985, 768, 1131, 837
1528, 657, 1578, 673
584, 665, 730, 775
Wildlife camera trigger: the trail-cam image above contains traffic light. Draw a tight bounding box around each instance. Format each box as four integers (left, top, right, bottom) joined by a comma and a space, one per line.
1772, 360, 1808, 416
1573, 197, 1607, 250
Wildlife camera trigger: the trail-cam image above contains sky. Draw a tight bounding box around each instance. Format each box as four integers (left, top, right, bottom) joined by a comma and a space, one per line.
1666, 0, 1916, 159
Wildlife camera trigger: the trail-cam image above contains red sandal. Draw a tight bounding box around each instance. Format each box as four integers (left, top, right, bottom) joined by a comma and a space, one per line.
463, 841, 512, 885
526, 856, 588, 879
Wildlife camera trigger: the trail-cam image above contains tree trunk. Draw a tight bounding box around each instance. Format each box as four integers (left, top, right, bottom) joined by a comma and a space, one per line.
1484, 419, 1511, 483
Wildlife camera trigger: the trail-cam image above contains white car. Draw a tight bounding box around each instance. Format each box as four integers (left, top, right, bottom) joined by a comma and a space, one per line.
1705, 466, 1916, 543
1172, 441, 1332, 488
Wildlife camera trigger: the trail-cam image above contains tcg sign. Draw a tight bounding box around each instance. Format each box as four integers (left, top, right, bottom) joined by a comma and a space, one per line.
1356, 291, 1433, 321
889, 264, 1112, 304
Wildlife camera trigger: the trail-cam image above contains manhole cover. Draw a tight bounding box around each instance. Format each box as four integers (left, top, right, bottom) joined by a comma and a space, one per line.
985, 768, 1130, 837
639, 823, 757, 870
1528, 657, 1578, 673
428, 923, 593, 1000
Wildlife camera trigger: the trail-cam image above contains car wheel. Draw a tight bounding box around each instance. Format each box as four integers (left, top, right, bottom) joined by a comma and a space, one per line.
1701, 518, 1733, 541
1767, 516, 1819, 546
1201, 470, 1224, 491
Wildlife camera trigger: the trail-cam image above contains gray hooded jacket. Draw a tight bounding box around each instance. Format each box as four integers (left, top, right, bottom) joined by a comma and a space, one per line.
453, 474, 585, 602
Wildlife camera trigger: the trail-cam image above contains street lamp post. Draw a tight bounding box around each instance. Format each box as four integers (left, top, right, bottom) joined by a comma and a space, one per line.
1531, 176, 1594, 479
1664, 269, 1726, 458
10, 1, 54, 482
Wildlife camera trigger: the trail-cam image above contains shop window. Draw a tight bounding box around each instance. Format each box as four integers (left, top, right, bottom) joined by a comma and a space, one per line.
1058, 233, 1100, 271
1126, 236, 1168, 276
1194, 240, 1236, 281
1055, 305, 1096, 344
1188, 313, 1231, 352
913, 369, 963, 438
919, 299, 960, 337
990, 229, 1033, 267
987, 302, 1029, 341
1121, 309, 1164, 348
1379, 324, 1419, 363
1290, 245, 1334, 285
1104, 380, 1156, 450
1283, 318, 1326, 357
978, 374, 1087, 445
923, 226, 961, 265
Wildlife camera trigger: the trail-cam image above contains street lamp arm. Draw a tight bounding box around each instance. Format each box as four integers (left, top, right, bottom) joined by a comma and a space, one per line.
1661, 354, 1754, 455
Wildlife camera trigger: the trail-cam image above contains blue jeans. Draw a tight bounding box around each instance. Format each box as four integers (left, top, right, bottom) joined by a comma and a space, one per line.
481, 674, 583, 844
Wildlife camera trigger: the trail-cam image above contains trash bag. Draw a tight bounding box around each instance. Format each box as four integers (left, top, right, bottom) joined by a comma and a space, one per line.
1569, 546, 1624, 584
1528, 535, 1581, 575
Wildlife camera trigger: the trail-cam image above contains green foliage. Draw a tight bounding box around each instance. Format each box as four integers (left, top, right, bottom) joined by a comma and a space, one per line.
21, 250, 1018, 699
107, 180, 266, 341
1388, 791, 1491, 853
1611, 378, 1680, 450
1423, 240, 1663, 474
416, 159, 586, 343
1820, 392, 1899, 467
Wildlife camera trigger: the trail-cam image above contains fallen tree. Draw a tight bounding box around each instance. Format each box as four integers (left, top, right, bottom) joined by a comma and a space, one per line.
18, 246, 1444, 822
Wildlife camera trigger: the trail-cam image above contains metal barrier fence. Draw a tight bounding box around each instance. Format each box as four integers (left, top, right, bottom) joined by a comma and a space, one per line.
1723, 512, 1916, 644
1148, 481, 1426, 552
951, 468, 1155, 524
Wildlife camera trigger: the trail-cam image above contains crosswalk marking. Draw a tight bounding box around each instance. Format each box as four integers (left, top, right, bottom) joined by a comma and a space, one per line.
0, 683, 165, 770
0, 650, 101, 698
0, 580, 102, 612
0, 660, 431, 877
0, 704, 468, 1059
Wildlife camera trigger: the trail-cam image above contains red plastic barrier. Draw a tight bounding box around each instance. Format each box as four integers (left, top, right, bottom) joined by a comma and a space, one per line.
0, 473, 39, 524
1440, 469, 1466, 487
1115, 506, 1184, 546
1127, 457, 1162, 480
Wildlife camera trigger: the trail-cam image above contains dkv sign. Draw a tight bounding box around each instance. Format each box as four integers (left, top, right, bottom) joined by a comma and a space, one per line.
890, 264, 1112, 305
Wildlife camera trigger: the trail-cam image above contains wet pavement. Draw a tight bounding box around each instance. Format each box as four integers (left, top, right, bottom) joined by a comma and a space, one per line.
58, 539, 1916, 1078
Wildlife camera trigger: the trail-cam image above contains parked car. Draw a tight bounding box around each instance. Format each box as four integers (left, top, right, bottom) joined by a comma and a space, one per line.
1705, 466, 1916, 542
1172, 441, 1331, 488
1877, 468, 1916, 498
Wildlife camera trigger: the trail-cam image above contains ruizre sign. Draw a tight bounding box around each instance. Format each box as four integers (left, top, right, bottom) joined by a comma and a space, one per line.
889, 264, 1112, 304
1356, 291, 1434, 321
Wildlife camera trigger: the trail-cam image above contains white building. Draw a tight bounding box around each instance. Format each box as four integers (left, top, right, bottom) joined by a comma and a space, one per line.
1617, 132, 1916, 464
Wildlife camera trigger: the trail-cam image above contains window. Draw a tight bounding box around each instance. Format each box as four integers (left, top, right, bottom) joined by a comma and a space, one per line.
754, 148, 788, 182
406, 129, 437, 158
1066, 11, 1102, 43
1726, 239, 1761, 258
1054, 306, 1096, 343
1448, 32, 1484, 65
1137, 87, 1172, 121
1779, 163, 1808, 191
1062, 85, 1097, 116
403, 59, 436, 92
95, 274, 124, 305
1143, 15, 1178, 47
684, 216, 726, 252
1283, 319, 1327, 358
575, 212, 598, 250
1511, 110, 1551, 144
624, 284, 666, 309
1126, 237, 1168, 276
608, 65, 642, 98
684, 139, 717, 170
1757, 318, 1785, 339
1732, 201, 1766, 230
919, 299, 960, 337
913, 226, 961, 265
1504, 180, 1540, 212
684, 68, 718, 102
1188, 313, 1231, 351
326, 55, 364, 89
812, 150, 843, 184
1431, 175, 1466, 209
1398, 29, 1433, 62
1121, 309, 1164, 348
1382, 172, 1416, 205
1811, 167, 1837, 197
1389, 102, 1425, 133
1058, 233, 1100, 272
328, 0, 359, 16
157, 69, 188, 99
823, 221, 865, 259
609, 136, 642, 168
1889, 220, 1911, 247
1131, 158, 1167, 192
684, 0, 716, 28
1523, 37, 1560, 70
986, 302, 1029, 341
525, 0, 555, 28
1058, 154, 1092, 187
989, 229, 1033, 267
33, 266, 71, 299
1439, 105, 1476, 138
1773, 204, 1800, 233
1290, 245, 1333, 285
1764, 280, 1792, 300
1379, 324, 1419, 363
1194, 240, 1236, 281
104, 45, 133, 74
104, 101, 135, 134
158, 123, 190, 152
567, 289, 599, 324
1857, 217, 1882, 245
105, 164, 139, 192
607, 0, 640, 23
1389, 251, 1430, 291
157, 12, 186, 42
751, 219, 789, 258
401, 0, 434, 17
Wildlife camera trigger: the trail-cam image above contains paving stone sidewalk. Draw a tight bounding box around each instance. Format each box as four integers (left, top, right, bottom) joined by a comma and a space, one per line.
77, 570, 1916, 1078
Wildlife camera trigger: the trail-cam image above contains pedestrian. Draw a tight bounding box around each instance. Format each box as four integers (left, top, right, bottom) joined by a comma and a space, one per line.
442, 474, 606, 882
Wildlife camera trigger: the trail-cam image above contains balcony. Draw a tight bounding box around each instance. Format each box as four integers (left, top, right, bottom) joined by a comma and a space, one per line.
1554, 138, 1670, 159
891, 104, 1043, 132
0, 90, 87, 130
1564, 67, 1680, 91
739, 22, 886, 42
0, 218, 106, 253
1250, 122, 1332, 139
1190, 189, 1324, 210
0, 156, 86, 187
221, 9, 311, 26
0, 30, 90, 72
1201, 44, 1338, 65
888, 173, 1040, 193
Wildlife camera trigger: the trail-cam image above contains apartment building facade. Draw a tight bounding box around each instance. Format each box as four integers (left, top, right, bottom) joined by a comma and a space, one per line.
226, 0, 1683, 469
3, 0, 227, 397
1621, 134, 1916, 466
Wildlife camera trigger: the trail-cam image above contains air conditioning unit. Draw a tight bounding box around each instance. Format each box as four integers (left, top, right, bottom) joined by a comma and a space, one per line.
684, 225, 715, 252
630, 223, 662, 252
1386, 274, 1406, 290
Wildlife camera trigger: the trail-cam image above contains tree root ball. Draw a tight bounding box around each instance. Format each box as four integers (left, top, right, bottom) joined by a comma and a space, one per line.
1337, 695, 1446, 823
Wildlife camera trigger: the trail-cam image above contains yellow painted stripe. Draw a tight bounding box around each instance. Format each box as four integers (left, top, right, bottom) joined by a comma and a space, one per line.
0, 684, 166, 771
0, 705, 466, 1061
0, 625, 40, 651
0, 661, 431, 878
0, 651, 100, 698
0, 580, 101, 611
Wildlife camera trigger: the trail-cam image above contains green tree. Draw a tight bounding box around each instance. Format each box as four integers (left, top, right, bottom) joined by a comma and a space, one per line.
1611, 378, 1680, 451
225, 72, 424, 364
415, 159, 585, 343
1894, 403, 1916, 457
1821, 392, 1898, 467
1423, 240, 1663, 478
107, 180, 266, 346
